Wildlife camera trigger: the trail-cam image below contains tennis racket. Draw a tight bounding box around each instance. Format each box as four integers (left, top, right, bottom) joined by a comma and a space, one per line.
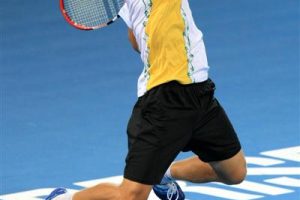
60, 0, 124, 30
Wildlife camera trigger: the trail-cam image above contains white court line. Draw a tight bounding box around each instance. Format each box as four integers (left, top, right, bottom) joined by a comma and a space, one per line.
183, 186, 263, 200
264, 176, 300, 187
261, 146, 300, 162
247, 167, 300, 175
246, 157, 285, 166
215, 180, 293, 195
74, 175, 123, 187
0, 189, 78, 200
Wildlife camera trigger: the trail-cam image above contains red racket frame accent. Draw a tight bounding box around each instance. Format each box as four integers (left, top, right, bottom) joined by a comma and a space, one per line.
60, 0, 102, 30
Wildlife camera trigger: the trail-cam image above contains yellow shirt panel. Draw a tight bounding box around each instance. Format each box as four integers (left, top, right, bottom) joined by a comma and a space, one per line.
145, 0, 191, 91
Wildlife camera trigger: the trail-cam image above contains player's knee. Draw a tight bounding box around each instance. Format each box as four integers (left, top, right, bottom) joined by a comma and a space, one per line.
224, 166, 247, 185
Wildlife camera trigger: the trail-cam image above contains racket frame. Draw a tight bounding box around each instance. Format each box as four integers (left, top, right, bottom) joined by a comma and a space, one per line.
60, 0, 121, 30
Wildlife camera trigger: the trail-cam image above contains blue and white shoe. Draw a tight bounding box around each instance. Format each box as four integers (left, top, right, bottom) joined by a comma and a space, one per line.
45, 188, 67, 200
153, 176, 185, 200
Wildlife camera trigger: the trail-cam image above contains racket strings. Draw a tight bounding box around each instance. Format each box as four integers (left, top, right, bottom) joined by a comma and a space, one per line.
64, 0, 122, 28
66, 0, 107, 26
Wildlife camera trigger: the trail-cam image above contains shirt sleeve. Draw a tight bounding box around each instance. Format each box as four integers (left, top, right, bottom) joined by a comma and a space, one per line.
118, 3, 132, 29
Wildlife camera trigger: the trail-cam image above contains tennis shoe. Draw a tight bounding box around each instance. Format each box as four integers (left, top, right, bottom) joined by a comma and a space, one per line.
45, 188, 67, 200
153, 176, 185, 200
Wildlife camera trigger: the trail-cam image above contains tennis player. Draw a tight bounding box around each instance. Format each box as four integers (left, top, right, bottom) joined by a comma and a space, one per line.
46, 0, 247, 199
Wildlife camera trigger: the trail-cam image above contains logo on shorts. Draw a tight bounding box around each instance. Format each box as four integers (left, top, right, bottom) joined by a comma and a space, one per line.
1, 146, 299, 200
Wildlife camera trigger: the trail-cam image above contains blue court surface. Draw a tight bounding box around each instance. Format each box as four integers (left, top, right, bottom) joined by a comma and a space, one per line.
1, 0, 299, 200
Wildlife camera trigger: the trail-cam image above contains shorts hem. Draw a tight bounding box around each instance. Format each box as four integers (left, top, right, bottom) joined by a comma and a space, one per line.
124, 173, 158, 185
200, 146, 242, 163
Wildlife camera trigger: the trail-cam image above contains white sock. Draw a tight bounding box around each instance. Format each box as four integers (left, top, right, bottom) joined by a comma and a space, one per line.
53, 192, 74, 200
165, 164, 174, 179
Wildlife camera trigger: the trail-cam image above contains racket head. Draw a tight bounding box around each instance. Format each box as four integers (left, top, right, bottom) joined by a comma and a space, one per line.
60, 0, 124, 30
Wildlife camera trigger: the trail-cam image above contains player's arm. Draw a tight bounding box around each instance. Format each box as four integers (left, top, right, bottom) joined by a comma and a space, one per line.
128, 29, 140, 53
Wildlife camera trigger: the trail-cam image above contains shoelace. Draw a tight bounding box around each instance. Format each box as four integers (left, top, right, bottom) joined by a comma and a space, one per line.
166, 182, 179, 200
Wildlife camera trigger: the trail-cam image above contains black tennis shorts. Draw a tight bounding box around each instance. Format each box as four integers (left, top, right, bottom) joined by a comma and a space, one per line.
124, 79, 241, 185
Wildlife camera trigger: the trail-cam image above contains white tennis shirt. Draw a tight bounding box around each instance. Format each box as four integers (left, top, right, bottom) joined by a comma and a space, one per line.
119, 0, 209, 97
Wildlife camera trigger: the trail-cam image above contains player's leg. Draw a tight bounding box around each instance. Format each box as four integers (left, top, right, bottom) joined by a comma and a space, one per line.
45, 179, 152, 200
170, 150, 246, 185
72, 178, 152, 200
169, 156, 219, 183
